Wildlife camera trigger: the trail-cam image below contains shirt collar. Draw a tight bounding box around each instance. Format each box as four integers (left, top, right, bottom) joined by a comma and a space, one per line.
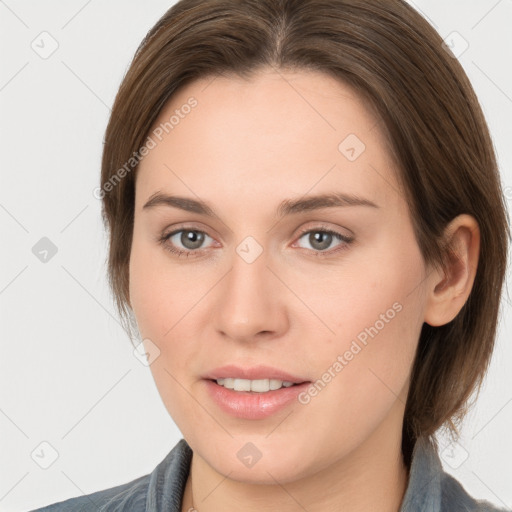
146, 438, 192, 512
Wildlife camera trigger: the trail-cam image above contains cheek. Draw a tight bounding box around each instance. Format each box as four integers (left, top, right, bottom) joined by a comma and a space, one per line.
129, 234, 205, 338
288, 295, 423, 472
313, 272, 424, 442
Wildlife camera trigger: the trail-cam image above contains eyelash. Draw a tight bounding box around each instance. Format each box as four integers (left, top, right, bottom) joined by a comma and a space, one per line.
158, 224, 354, 259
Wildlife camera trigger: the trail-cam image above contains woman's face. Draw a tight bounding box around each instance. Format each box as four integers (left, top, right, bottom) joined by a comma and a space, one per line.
129, 69, 430, 483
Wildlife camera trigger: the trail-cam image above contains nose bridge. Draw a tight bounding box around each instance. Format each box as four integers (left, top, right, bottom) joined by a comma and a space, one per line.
214, 239, 288, 340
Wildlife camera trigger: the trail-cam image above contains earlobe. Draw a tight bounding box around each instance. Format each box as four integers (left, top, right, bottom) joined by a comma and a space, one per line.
424, 214, 480, 327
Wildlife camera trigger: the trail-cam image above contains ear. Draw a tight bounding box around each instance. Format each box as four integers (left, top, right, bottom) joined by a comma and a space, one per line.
423, 214, 480, 327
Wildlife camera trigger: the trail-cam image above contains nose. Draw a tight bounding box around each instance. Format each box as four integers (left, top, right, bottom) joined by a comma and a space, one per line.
214, 246, 289, 343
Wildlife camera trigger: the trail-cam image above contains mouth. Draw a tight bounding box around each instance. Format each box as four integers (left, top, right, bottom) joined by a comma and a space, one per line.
202, 365, 311, 419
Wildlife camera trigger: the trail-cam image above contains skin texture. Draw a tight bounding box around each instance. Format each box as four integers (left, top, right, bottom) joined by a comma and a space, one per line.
128, 68, 480, 512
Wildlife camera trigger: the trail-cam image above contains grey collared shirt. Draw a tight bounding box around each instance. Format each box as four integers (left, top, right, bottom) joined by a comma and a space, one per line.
30, 437, 509, 511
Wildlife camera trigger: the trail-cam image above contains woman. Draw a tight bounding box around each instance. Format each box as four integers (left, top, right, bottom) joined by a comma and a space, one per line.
31, 0, 510, 510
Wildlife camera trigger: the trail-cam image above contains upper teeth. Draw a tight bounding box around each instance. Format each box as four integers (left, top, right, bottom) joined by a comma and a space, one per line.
216, 378, 295, 392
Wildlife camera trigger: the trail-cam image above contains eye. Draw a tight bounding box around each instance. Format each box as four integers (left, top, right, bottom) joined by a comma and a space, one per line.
293, 226, 354, 255
159, 228, 215, 257
158, 225, 354, 258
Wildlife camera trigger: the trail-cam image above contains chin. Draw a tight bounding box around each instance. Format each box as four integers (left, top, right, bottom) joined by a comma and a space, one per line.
195, 434, 322, 485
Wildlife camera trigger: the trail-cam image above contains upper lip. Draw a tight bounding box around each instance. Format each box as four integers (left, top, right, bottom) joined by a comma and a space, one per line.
203, 365, 310, 384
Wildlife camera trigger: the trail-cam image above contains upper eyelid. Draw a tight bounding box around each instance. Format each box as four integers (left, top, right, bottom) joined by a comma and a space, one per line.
163, 219, 353, 237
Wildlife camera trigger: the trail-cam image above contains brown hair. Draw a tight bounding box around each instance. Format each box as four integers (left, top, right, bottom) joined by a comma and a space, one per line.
100, 0, 509, 466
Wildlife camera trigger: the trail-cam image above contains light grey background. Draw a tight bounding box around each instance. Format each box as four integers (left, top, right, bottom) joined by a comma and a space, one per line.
1, 1, 511, 510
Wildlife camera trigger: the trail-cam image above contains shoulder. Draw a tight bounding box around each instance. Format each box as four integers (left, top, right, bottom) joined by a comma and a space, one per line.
440, 471, 510, 512
28, 439, 193, 512
401, 437, 510, 512
28, 473, 149, 511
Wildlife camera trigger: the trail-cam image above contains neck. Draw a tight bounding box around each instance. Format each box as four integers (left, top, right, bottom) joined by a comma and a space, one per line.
182, 418, 409, 512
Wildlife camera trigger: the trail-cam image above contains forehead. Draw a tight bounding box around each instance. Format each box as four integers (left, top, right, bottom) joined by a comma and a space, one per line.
135, 68, 403, 215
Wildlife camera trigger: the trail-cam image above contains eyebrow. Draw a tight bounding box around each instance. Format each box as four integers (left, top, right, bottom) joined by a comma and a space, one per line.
142, 191, 379, 217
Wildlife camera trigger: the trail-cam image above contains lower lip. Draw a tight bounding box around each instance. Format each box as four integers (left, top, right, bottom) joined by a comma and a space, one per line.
204, 380, 310, 420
